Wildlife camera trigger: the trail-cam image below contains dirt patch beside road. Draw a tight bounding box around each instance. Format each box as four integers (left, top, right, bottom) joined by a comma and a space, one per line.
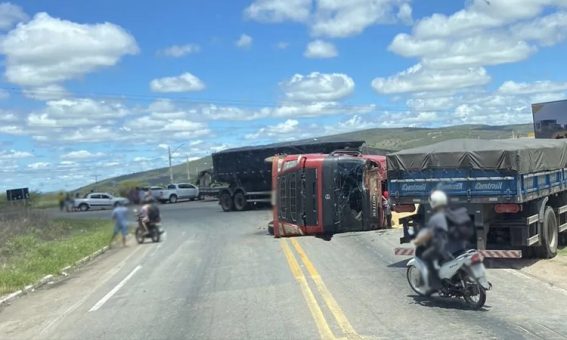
513, 251, 567, 291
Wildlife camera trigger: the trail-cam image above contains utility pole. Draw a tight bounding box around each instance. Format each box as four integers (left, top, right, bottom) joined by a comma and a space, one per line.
168, 146, 174, 183
187, 156, 191, 181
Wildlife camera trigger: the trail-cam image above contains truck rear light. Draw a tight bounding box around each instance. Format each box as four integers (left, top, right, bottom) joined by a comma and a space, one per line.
495, 204, 520, 214
394, 204, 416, 213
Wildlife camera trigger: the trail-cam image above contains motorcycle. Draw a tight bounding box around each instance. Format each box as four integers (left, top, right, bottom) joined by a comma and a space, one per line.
134, 212, 164, 244
406, 249, 492, 309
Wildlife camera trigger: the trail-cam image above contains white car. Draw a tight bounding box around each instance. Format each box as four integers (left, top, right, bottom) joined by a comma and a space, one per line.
74, 192, 129, 211
161, 183, 200, 203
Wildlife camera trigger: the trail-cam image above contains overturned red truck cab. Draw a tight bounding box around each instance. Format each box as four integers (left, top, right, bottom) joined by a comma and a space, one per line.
272, 151, 388, 237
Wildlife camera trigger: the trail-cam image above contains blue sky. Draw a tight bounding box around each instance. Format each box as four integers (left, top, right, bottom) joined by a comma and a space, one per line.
1, 0, 567, 192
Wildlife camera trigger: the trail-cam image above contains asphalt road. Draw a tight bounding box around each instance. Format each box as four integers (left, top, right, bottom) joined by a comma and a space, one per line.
2, 201, 567, 339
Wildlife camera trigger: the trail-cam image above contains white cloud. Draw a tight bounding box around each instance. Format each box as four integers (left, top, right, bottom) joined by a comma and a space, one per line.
246, 0, 412, 38
304, 40, 338, 58
281, 72, 354, 102
28, 162, 50, 169
0, 110, 17, 122
268, 101, 375, 118
498, 80, 567, 95
410, 0, 565, 40
22, 84, 69, 101
397, 3, 413, 25
1, 13, 138, 88
276, 41, 290, 49
388, 1, 567, 70
372, 63, 490, 94
150, 72, 205, 92
29, 98, 129, 127
311, 0, 411, 38
0, 149, 33, 159
158, 44, 201, 57
245, 0, 311, 22
0, 2, 28, 30
235, 34, 253, 48
513, 11, 567, 46
134, 156, 150, 162
62, 150, 105, 159
246, 119, 299, 139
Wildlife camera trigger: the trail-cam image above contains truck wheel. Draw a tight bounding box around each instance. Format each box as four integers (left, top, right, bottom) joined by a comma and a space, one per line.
233, 192, 248, 211
169, 195, 178, 204
537, 207, 559, 258
79, 204, 89, 212
220, 192, 233, 212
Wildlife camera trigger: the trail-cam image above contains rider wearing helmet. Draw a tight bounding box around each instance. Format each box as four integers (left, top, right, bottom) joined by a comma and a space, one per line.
413, 190, 450, 291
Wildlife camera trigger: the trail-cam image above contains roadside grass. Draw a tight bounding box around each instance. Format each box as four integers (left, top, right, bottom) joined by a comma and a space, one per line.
0, 218, 113, 295
558, 246, 567, 256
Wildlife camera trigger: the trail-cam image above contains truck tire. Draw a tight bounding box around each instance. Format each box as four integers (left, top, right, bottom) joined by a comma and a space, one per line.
220, 192, 233, 212
233, 192, 248, 211
169, 195, 178, 204
79, 204, 89, 212
537, 207, 559, 258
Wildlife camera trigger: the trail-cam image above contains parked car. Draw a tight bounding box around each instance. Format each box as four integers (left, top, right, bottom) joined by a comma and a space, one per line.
161, 183, 200, 203
74, 192, 129, 211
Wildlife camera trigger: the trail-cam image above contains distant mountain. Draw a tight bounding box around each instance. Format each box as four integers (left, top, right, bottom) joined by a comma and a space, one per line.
74, 123, 532, 194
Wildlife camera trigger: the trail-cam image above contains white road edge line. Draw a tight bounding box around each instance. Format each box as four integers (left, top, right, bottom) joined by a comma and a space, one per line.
89, 265, 142, 312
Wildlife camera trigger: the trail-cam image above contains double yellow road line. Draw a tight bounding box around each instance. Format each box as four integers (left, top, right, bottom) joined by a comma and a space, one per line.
281, 238, 361, 340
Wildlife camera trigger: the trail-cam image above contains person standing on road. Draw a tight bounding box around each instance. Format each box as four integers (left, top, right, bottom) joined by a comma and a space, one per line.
382, 191, 392, 228
110, 201, 129, 247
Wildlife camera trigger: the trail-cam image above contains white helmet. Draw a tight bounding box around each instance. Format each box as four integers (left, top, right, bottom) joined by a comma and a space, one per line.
429, 190, 448, 209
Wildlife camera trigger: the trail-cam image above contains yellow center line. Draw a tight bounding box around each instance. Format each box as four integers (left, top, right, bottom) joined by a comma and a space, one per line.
290, 238, 362, 340
280, 239, 335, 340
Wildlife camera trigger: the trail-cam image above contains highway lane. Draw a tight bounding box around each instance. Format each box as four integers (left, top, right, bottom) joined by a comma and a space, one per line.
1, 201, 567, 339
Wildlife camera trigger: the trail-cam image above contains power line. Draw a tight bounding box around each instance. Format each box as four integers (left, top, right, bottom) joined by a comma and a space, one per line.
0, 84, 456, 112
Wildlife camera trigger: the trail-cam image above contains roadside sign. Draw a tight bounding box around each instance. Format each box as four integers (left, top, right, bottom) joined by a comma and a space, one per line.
6, 188, 30, 201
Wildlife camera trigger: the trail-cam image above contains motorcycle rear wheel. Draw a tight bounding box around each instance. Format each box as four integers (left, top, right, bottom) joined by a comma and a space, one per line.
135, 227, 145, 244
407, 265, 428, 296
150, 228, 160, 243
463, 282, 486, 310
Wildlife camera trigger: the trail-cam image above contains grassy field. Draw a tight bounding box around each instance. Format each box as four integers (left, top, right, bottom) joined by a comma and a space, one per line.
0, 216, 114, 295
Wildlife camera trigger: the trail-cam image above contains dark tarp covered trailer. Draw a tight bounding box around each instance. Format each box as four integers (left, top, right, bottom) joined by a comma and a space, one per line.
213, 139, 365, 191
387, 138, 567, 174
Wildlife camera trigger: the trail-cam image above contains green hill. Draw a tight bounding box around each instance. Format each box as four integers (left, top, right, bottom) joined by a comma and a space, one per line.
75, 123, 532, 194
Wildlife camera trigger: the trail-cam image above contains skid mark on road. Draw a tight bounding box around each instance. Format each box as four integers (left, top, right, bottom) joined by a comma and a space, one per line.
281, 238, 361, 340
89, 265, 142, 312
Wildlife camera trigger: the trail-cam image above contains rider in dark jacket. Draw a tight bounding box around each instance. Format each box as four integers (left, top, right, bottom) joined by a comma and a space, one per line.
413, 190, 450, 291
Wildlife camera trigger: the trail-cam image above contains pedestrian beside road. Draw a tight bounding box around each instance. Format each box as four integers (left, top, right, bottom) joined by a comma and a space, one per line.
110, 201, 129, 247
58, 192, 65, 211
382, 191, 392, 228
64, 193, 72, 212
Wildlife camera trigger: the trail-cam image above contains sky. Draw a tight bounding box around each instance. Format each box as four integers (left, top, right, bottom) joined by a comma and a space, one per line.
1, 0, 567, 192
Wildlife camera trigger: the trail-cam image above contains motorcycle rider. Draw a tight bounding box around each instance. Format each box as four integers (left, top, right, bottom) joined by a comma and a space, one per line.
139, 196, 160, 233
412, 190, 450, 292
